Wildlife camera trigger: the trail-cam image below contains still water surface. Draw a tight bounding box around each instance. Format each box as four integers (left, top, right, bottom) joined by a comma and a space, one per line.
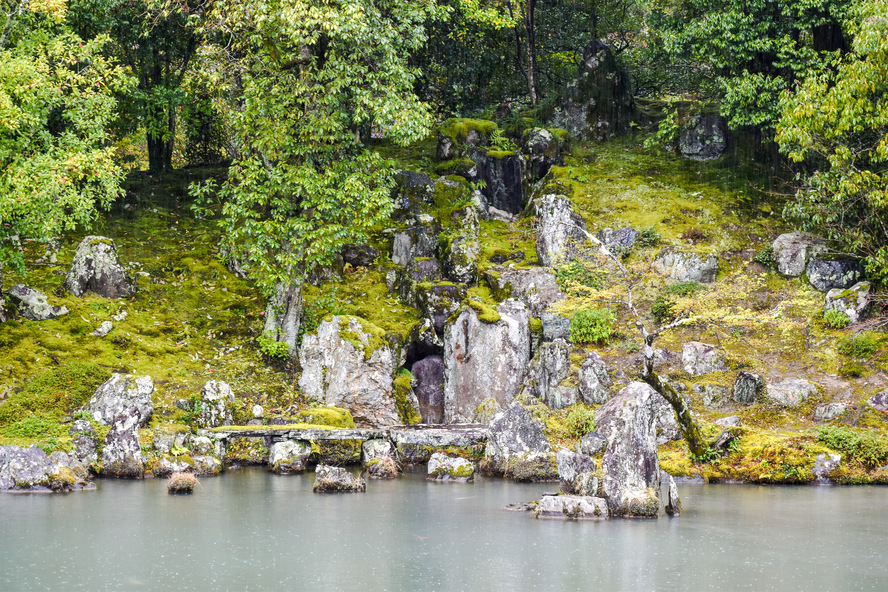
1, 468, 885, 591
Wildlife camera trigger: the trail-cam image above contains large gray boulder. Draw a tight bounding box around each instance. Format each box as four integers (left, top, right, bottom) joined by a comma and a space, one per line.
679, 115, 728, 161
0, 445, 77, 491
196, 380, 235, 429
824, 282, 872, 324
595, 382, 662, 518
578, 351, 612, 404
577, 432, 608, 456
536, 494, 609, 520
806, 258, 864, 292
262, 280, 303, 362
772, 233, 826, 277
6, 284, 68, 320
541, 311, 571, 342
443, 300, 531, 423
268, 440, 312, 474
653, 249, 718, 283
556, 448, 598, 495
487, 267, 566, 318
526, 339, 578, 410
427, 452, 474, 482
65, 236, 135, 298
682, 342, 726, 376
765, 379, 818, 407
102, 409, 144, 478
483, 402, 557, 481
534, 194, 591, 266
598, 227, 638, 254
85, 374, 154, 427
412, 355, 445, 424
439, 207, 480, 284
415, 282, 463, 334
298, 316, 405, 427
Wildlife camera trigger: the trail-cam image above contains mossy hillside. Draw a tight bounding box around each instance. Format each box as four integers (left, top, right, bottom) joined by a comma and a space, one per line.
477, 218, 538, 268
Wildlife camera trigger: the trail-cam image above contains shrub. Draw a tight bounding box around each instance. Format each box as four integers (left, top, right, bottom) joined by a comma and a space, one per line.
824, 309, 851, 329
565, 407, 596, 438
258, 330, 290, 359
635, 227, 661, 248
837, 332, 882, 359
816, 426, 888, 469
651, 281, 706, 324
569, 308, 615, 344
753, 246, 775, 268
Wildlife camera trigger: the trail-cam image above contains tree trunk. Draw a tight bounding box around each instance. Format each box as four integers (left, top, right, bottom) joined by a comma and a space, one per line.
523, 0, 539, 106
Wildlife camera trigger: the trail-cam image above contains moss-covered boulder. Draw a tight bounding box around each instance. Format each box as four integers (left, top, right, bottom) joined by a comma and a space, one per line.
65, 235, 135, 298
439, 207, 480, 285
268, 440, 312, 474
524, 128, 566, 180
483, 401, 558, 481
427, 452, 474, 482
436, 118, 497, 160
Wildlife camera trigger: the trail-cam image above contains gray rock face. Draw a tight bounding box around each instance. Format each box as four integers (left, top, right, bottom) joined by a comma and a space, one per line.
475, 151, 526, 215
715, 415, 741, 427
526, 339, 577, 410
702, 385, 729, 409
341, 244, 379, 268
536, 495, 609, 520
813, 453, 842, 483
440, 207, 480, 284
0, 445, 63, 490
416, 283, 463, 334
196, 380, 235, 429
152, 428, 188, 455
489, 267, 566, 318
412, 355, 445, 424
298, 316, 402, 427
664, 474, 681, 516
679, 115, 728, 161
556, 448, 598, 495
313, 465, 365, 493
652, 395, 682, 445
814, 403, 847, 422
534, 194, 591, 266
824, 282, 872, 324
69, 420, 98, 465
362, 439, 394, 465
102, 410, 144, 478
653, 249, 719, 283
155, 455, 221, 478
268, 440, 312, 474
484, 402, 557, 481
867, 388, 888, 415
427, 452, 474, 482
733, 371, 765, 405
806, 258, 864, 291
578, 351, 612, 404
597, 227, 638, 253
262, 280, 303, 362
392, 170, 434, 215
772, 233, 826, 277
86, 374, 154, 427
766, 379, 818, 406
682, 342, 726, 376
577, 432, 608, 456
595, 382, 662, 518
541, 311, 571, 342
389, 425, 487, 464
7, 284, 68, 320
443, 301, 531, 423
524, 128, 564, 180
392, 223, 441, 267
65, 236, 135, 298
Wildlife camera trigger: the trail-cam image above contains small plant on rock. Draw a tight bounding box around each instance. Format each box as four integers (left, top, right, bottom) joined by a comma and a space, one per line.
258, 329, 290, 359
824, 309, 851, 329
569, 308, 615, 344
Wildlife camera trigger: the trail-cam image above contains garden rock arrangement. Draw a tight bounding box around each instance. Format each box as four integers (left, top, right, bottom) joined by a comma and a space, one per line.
313, 465, 366, 493
65, 236, 135, 298
427, 452, 474, 482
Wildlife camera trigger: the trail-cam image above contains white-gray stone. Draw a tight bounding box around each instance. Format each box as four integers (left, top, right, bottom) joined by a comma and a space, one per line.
6, 284, 68, 320
577, 432, 608, 456
65, 236, 135, 298
664, 474, 681, 516
91, 321, 113, 337
814, 402, 847, 422
772, 232, 826, 277
85, 374, 154, 427
578, 351, 612, 404
536, 495, 608, 520
824, 282, 872, 324
362, 439, 394, 465
556, 448, 598, 495
653, 249, 718, 283
196, 380, 235, 429
427, 452, 474, 482
765, 379, 818, 407
714, 415, 741, 427
483, 402, 557, 480
682, 342, 726, 376
813, 453, 842, 483
268, 440, 312, 474
526, 339, 577, 410
534, 194, 591, 266
313, 464, 365, 492
102, 410, 143, 478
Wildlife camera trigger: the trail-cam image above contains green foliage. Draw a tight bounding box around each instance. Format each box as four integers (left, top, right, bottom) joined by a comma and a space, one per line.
564, 407, 596, 438
569, 308, 615, 344
635, 227, 661, 249
257, 330, 290, 359
555, 260, 608, 292
651, 281, 706, 324
837, 332, 882, 359
816, 426, 888, 469
824, 309, 852, 329
754, 246, 775, 268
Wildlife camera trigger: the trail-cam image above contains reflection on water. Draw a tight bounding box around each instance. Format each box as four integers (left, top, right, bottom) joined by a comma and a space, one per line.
1, 469, 886, 591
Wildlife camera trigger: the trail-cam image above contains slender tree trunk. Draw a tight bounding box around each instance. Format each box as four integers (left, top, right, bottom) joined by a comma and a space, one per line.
523, 0, 539, 106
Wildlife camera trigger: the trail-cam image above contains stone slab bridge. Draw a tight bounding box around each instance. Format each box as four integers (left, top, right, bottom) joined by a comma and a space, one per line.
200, 424, 488, 464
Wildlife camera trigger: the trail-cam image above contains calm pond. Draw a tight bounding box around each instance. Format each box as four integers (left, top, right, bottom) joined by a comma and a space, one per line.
1, 469, 886, 591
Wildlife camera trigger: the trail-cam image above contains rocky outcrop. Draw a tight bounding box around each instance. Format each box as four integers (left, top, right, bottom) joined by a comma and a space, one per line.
486, 267, 566, 317
65, 236, 135, 298
341, 244, 379, 269
389, 425, 487, 464
69, 420, 98, 465
682, 342, 726, 376
577, 432, 608, 456
556, 448, 598, 496
298, 316, 403, 427
541, 311, 571, 342
765, 379, 818, 406
814, 403, 846, 422
392, 170, 434, 216
392, 220, 441, 267
313, 465, 365, 493
536, 494, 609, 520
439, 207, 480, 284
102, 410, 144, 478
664, 474, 681, 516
412, 355, 445, 424
653, 249, 719, 283
524, 128, 564, 180
196, 380, 235, 429
534, 194, 590, 266
806, 258, 864, 291
85, 374, 154, 427
597, 227, 638, 254
772, 233, 826, 277
733, 371, 765, 405
443, 300, 531, 423
679, 115, 728, 161
526, 339, 578, 410
824, 282, 872, 324
595, 383, 662, 518
6, 284, 68, 320
427, 453, 474, 482
415, 282, 463, 335
474, 151, 526, 215
0, 445, 90, 491
578, 351, 612, 404
268, 440, 312, 474
362, 439, 394, 464
262, 280, 303, 362
483, 402, 557, 481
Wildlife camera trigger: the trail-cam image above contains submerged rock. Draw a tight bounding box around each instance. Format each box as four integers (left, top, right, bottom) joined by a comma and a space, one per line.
483, 402, 557, 481
85, 374, 154, 427
65, 236, 135, 298
427, 453, 474, 482
313, 465, 365, 493
6, 284, 68, 320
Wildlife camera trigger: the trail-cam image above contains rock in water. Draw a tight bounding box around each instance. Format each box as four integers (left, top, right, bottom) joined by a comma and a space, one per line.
427, 453, 474, 482
268, 440, 312, 474
85, 374, 154, 427
6, 284, 68, 320
65, 236, 135, 298
556, 449, 598, 496
483, 401, 558, 481
535, 495, 609, 520
167, 472, 198, 494
443, 300, 531, 423
196, 380, 235, 429
313, 465, 365, 493
298, 316, 403, 427
664, 474, 681, 516
0, 445, 74, 491
102, 409, 144, 478
595, 382, 662, 518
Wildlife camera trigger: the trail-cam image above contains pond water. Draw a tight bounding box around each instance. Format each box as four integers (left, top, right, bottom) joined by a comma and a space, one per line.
1, 469, 886, 591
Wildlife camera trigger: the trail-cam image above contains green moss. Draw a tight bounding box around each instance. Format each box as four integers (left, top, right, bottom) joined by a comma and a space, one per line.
335, 315, 389, 361
486, 150, 516, 159
294, 407, 356, 428
434, 158, 475, 176
466, 299, 501, 323
394, 374, 422, 425
439, 118, 498, 145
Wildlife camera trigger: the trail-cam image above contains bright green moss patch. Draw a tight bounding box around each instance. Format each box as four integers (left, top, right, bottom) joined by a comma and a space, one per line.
439, 118, 498, 145
294, 407, 356, 428
393, 374, 421, 425
486, 150, 516, 159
